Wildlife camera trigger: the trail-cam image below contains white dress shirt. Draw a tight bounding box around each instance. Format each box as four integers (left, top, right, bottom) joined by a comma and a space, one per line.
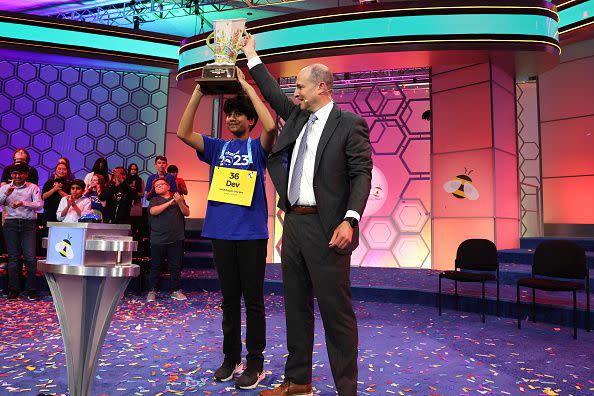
288, 101, 333, 206
247, 56, 361, 221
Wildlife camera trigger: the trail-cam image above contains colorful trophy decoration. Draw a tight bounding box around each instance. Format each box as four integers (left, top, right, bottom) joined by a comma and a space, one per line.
196, 18, 247, 94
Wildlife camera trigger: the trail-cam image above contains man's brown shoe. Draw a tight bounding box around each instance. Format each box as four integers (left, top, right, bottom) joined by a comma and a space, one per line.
259, 379, 312, 396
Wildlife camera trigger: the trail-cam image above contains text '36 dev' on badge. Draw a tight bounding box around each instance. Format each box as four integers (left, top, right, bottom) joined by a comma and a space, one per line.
207, 166, 257, 206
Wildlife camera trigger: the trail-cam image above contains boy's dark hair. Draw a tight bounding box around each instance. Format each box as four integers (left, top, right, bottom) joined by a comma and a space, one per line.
167, 165, 178, 173
155, 155, 167, 163
7, 163, 29, 174
223, 95, 259, 131
71, 179, 86, 190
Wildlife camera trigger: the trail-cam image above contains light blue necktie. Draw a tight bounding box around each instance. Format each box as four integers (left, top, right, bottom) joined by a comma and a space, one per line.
288, 113, 317, 205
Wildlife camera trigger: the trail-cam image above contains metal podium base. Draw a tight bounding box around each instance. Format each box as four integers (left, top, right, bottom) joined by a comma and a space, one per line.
38, 261, 139, 396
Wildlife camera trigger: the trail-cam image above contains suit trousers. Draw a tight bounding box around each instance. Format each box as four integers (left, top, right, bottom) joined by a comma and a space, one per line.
212, 238, 267, 369
282, 212, 358, 396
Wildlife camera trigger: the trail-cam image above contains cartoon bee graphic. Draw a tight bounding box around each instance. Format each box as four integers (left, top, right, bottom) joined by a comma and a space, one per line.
443, 168, 479, 201
55, 235, 74, 260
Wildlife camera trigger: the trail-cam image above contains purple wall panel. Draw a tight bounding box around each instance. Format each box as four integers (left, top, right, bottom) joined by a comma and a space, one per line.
0, 59, 168, 184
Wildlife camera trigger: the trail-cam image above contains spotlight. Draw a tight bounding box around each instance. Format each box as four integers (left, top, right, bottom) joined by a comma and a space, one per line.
133, 16, 140, 30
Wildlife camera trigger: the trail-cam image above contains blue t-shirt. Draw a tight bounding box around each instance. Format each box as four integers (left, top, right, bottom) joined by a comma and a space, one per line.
198, 135, 268, 240
85, 190, 103, 211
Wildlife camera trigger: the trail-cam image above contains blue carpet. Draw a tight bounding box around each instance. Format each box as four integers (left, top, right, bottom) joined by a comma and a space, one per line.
1, 292, 593, 395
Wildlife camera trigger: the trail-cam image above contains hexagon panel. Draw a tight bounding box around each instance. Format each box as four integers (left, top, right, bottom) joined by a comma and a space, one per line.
362, 217, 398, 250
516, 82, 542, 237
391, 235, 430, 268
0, 59, 168, 185
392, 199, 429, 233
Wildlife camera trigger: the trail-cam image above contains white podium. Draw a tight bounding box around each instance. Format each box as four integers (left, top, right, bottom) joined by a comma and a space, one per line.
38, 222, 139, 396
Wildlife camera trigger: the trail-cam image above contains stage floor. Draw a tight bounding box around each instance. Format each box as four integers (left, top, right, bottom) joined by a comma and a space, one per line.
1, 292, 592, 395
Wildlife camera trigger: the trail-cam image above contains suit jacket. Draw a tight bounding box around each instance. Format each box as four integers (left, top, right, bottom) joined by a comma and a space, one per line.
250, 63, 372, 249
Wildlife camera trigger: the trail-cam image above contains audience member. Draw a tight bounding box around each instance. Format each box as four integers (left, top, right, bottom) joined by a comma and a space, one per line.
41, 163, 72, 225
83, 174, 107, 220
127, 163, 146, 245
147, 177, 189, 302
145, 156, 176, 201
0, 164, 43, 300
56, 179, 91, 223
83, 157, 109, 186
99, 167, 133, 224
47, 157, 75, 181
167, 165, 188, 195
127, 163, 145, 216
1, 148, 39, 186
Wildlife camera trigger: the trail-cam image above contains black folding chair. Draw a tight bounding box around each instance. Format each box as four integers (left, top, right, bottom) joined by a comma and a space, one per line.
517, 240, 590, 339
439, 239, 499, 322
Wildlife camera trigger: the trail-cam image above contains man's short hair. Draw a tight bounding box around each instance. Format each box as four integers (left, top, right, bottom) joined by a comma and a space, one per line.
155, 155, 167, 163
70, 179, 86, 190
308, 64, 334, 91
224, 95, 259, 131
7, 163, 29, 174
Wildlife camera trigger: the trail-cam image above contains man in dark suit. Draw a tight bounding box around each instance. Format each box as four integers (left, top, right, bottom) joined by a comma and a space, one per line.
243, 35, 372, 396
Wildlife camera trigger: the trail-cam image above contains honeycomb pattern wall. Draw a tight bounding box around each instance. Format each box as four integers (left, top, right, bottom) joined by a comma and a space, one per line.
273, 78, 432, 268
0, 60, 168, 184
516, 82, 542, 237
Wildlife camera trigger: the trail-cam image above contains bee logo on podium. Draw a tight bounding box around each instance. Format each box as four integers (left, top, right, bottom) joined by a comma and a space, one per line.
55, 235, 75, 260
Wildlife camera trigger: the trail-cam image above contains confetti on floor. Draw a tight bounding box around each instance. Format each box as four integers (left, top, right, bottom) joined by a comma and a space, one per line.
0, 291, 592, 395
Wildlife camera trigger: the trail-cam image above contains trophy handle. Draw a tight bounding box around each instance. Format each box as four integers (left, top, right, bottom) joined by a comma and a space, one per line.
235, 28, 248, 51
206, 32, 215, 52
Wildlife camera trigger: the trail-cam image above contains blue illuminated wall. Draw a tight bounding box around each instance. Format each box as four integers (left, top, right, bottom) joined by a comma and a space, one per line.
0, 59, 169, 184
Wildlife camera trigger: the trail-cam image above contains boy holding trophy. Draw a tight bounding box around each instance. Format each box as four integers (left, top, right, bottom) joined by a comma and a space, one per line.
176, 63, 276, 389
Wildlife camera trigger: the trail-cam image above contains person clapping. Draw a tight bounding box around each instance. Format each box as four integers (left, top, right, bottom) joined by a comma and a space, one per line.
56, 179, 91, 223
146, 177, 190, 302
84, 173, 107, 221
99, 167, 133, 224
42, 162, 72, 225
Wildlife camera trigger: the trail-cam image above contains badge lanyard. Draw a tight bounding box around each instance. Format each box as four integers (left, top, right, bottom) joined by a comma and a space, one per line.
208, 138, 258, 207
218, 137, 253, 168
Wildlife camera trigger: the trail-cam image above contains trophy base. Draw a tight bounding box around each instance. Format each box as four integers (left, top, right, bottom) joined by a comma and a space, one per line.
196, 65, 243, 95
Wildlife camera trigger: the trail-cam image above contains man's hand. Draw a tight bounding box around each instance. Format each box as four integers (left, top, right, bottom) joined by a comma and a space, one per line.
329, 221, 354, 250
5, 186, 15, 196
67, 195, 75, 205
9, 200, 23, 209
241, 32, 257, 59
